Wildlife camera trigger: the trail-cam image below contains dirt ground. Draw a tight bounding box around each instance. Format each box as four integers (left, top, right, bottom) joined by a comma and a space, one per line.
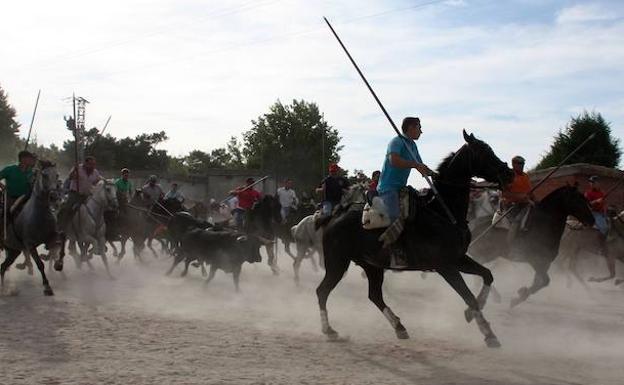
1, 245, 623, 385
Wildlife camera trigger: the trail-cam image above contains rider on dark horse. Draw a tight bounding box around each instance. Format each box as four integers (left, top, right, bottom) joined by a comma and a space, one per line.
497, 155, 533, 241
0, 151, 36, 219
376, 117, 434, 266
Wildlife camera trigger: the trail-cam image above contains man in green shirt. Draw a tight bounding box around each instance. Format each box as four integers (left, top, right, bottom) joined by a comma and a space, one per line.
114, 168, 133, 202
0, 151, 36, 209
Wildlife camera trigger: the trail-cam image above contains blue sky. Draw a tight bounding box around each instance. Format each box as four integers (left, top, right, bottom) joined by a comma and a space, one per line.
2, 0, 623, 187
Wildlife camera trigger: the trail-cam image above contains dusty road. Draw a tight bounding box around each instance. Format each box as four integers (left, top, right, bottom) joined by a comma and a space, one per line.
1, 246, 623, 385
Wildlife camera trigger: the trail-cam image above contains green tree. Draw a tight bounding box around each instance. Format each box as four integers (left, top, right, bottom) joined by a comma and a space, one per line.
62, 130, 170, 171
536, 111, 621, 170
242, 99, 342, 191
0, 85, 21, 164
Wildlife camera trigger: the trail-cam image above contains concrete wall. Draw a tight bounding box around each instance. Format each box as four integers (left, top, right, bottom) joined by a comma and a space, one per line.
99, 168, 277, 204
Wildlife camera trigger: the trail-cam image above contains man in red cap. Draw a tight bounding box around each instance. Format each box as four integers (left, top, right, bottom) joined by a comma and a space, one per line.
230, 177, 262, 228
316, 163, 349, 216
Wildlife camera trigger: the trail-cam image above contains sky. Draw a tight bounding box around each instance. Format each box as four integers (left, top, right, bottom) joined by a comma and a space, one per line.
2, 0, 623, 187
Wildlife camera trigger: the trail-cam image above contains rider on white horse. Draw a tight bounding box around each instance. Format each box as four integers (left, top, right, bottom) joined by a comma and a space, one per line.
57, 156, 103, 232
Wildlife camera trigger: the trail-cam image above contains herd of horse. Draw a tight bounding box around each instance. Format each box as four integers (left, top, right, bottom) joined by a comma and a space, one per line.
1, 130, 623, 348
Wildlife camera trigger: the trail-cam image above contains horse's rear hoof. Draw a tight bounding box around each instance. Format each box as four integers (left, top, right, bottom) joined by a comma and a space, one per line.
485, 336, 501, 348
44, 287, 54, 296
15, 263, 26, 271
395, 327, 410, 340
324, 327, 339, 341
464, 308, 474, 323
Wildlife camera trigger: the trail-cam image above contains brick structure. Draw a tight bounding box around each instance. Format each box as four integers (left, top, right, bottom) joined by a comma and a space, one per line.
528, 163, 624, 210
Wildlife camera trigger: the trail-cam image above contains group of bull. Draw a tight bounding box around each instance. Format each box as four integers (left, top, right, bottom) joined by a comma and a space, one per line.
0, 127, 619, 349
0, 152, 325, 295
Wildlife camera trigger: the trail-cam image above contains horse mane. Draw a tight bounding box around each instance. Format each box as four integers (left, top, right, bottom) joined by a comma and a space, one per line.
539, 185, 574, 206
436, 152, 457, 174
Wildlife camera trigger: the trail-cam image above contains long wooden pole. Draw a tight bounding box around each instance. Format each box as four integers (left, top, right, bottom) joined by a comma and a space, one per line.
323, 17, 456, 224
220, 175, 269, 205
23, 89, 41, 151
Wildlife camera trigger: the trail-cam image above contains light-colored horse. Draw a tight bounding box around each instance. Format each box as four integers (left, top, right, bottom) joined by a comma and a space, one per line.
558, 212, 624, 286
291, 213, 323, 284
468, 189, 499, 223
66, 180, 118, 278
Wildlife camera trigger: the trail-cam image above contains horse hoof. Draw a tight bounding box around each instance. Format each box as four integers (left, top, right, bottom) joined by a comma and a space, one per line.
326, 331, 339, 341
464, 308, 475, 323
395, 327, 410, 340
615, 279, 624, 286
44, 287, 54, 296
485, 336, 501, 348
15, 263, 26, 271
517, 287, 529, 297
509, 297, 523, 308
53, 261, 64, 272
40, 254, 50, 261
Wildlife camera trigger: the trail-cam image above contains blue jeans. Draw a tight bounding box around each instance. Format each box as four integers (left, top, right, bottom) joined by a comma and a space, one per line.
232, 208, 245, 229
321, 201, 333, 216
593, 211, 608, 235
379, 189, 400, 222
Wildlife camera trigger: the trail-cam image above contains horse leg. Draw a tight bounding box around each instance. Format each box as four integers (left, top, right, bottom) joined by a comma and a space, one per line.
15, 253, 34, 276
284, 240, 296, 261
457, 254, 494, 320
165, 252, 185, 276
109, 241, 119, 258
204, 264, 217, 285
266, 244, 279, 275
98, 238, 115, 280
232, 264, 242, 292
589, 248, 617, 283
437, 266, 501, 348
293, 244, 306, 285
308, 250, 319, 272
147, 238, 158, 258
361, 264, 409, 339
119, 237, 127, 259
316, 254, 350, 340
1, 248, 20, 290
53, 232, 66, 272
510, 264, 551, 308
181, 257, 192, 277
30, 248, 54, 296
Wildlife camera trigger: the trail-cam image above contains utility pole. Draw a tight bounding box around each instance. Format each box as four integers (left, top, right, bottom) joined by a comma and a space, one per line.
64, 95, 89, 163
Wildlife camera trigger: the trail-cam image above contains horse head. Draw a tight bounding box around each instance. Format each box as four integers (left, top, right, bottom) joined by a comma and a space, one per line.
438, 131, 514, 188
93, 179, 119, 211
32, 160, 59, 198
542, 185, 595, 226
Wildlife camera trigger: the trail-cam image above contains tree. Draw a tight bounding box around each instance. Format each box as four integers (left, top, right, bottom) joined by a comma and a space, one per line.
62, 130, 170, 171
536, 111, 621, 170
0, 85, 21, 164
242, 99, 342, 191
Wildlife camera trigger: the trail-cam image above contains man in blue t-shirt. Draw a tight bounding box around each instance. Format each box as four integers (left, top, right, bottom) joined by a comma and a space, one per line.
377, 117, 433, 222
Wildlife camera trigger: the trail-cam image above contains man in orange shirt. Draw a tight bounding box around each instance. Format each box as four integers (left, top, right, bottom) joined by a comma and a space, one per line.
497, 155, 533, 235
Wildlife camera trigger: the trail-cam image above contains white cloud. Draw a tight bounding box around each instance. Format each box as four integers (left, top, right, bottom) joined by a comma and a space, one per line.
556, 3, 620, 24
1, 0, 623, 188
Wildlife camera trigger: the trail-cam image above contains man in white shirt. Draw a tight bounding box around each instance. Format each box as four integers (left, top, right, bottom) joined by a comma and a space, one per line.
58, 156, 103, 230
276, 179, 298, 221
141, 175, 164, 206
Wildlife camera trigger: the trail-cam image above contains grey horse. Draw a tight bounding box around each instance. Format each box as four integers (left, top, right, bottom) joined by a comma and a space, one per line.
1, 160, 65, 296
65, 180, 118, 278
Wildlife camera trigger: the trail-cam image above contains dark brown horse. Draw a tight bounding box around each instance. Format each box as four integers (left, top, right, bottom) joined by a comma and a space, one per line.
316, 131, 513, 348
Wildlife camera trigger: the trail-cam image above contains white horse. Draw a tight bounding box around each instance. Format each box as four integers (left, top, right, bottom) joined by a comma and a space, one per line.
66, 180, 118, 278
558, 211, 624, 286
468, 189, 499, 223
291, 213, 324, 284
